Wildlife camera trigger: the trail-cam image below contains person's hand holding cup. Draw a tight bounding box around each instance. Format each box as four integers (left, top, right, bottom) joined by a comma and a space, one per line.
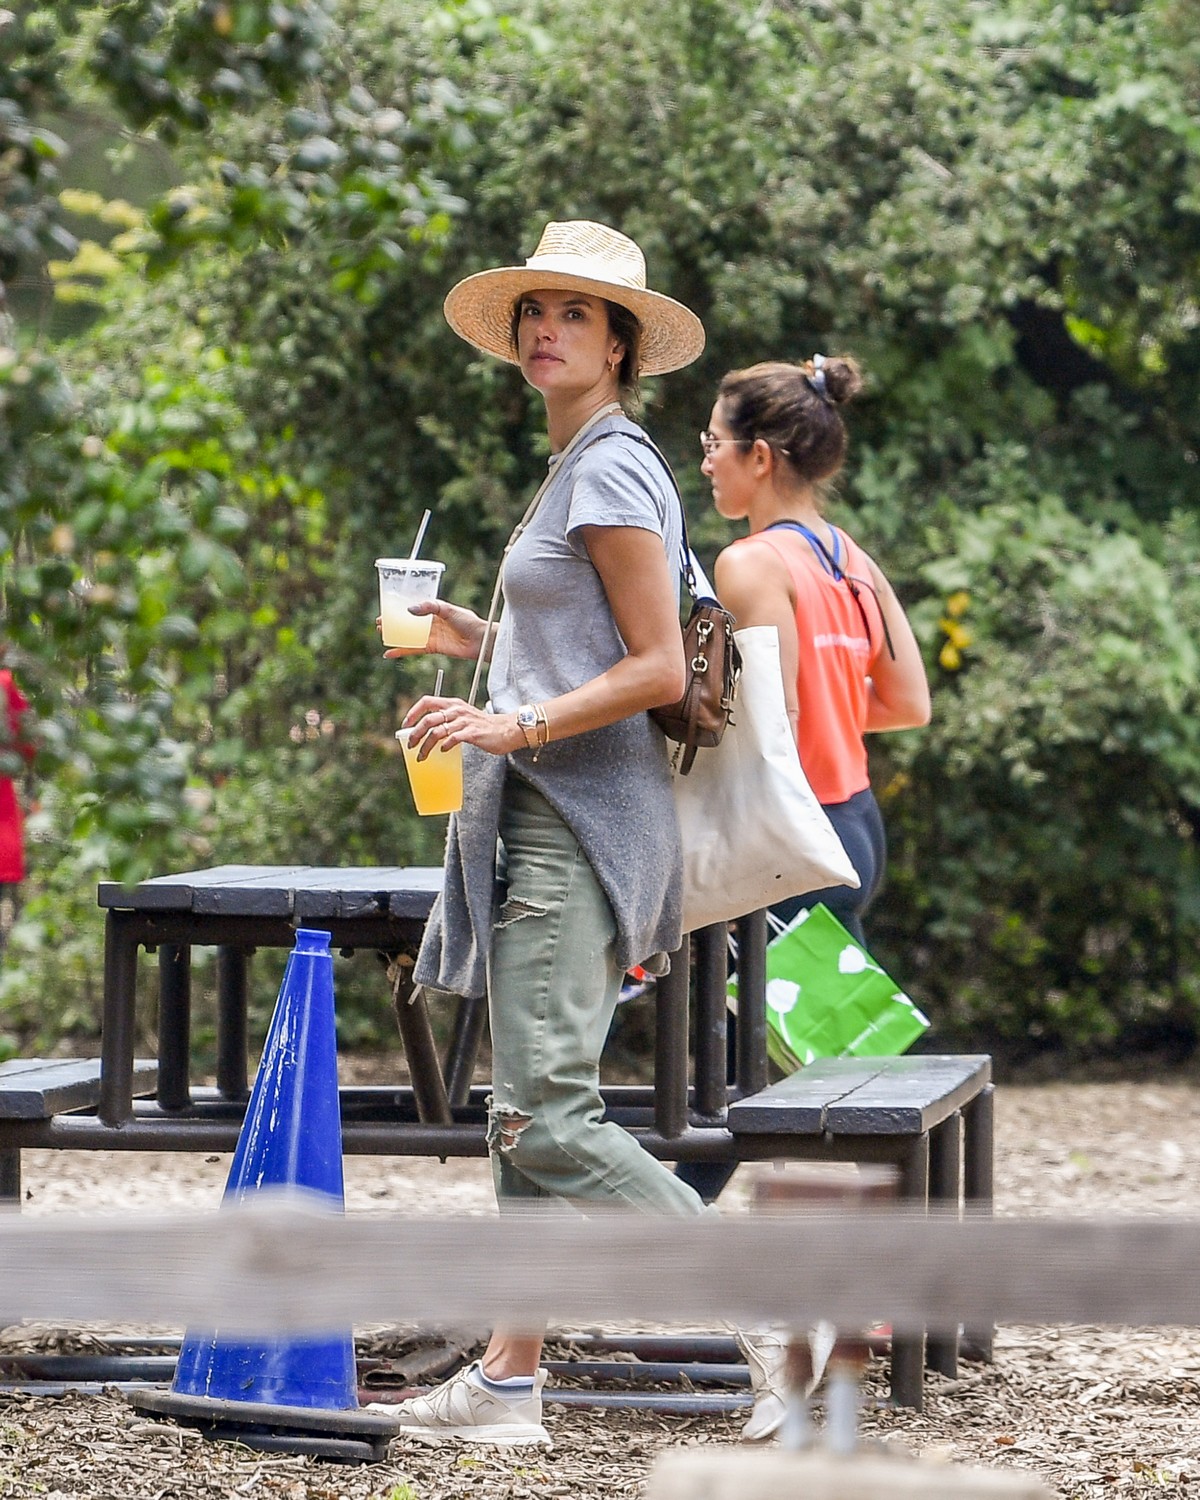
376, 558, 446, 650
396, 721, 463, 816
397, 668, 464, 817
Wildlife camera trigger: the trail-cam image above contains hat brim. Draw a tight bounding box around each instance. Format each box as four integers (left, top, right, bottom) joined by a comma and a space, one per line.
443, 266, 706, 377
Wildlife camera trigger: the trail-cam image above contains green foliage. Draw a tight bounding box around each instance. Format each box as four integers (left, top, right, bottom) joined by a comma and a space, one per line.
6, 349, 248, 874
91, 1, 333, 136
0, 0, 467, 1044
0, 9, 78, 271
873, 499, 1200, 1059
2, 0, 1200, 1064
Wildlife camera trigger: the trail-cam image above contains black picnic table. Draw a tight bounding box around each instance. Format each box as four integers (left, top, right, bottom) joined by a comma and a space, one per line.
0, 863, 996, 1407
82, 863, 783, 1165
94, 864, 449, 1134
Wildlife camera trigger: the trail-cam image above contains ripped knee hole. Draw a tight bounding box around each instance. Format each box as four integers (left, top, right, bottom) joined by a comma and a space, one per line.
495, 898, 548, 930
489, 1106, 534, 1153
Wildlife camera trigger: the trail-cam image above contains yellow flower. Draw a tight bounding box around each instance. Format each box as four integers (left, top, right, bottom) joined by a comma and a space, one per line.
939, 618, 973, 651
939, 641, 961, 671
946, 589, 970, 618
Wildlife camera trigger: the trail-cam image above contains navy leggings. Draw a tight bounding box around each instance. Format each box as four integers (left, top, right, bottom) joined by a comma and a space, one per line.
768, 785, 886, 945
674, 785, 887, 1202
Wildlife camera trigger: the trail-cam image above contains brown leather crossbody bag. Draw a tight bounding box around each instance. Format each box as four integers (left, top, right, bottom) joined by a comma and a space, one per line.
650, 577, 741, 775
587, 430, 742, 775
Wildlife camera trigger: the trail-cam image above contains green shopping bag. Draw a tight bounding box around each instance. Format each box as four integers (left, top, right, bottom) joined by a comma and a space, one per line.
728, 903, 929, 1072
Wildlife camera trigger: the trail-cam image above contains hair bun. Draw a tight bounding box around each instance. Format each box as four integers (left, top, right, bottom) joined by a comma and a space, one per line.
819, 355, 863, 405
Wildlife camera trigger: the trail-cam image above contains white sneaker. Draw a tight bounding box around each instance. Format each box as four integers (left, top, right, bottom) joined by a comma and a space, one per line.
736, 1324, 835, 1443
368, 1361, 551, 1447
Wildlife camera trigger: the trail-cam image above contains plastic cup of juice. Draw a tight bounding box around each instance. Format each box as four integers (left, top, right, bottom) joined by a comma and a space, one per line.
396, 727, 464, 816
376, 559, 445, 649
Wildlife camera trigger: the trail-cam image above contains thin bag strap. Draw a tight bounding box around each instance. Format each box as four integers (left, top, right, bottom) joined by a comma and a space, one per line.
466, 402, 623, 709
583, 428, 709, 602
765, 519, 896, 661
774, 518, 843, 574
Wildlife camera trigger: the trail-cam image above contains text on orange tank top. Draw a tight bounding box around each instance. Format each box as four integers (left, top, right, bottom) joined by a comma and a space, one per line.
733, 527, 883, 805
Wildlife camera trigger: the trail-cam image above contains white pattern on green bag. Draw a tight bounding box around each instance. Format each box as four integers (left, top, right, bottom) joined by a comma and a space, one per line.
837, 944, 887, 977
766, 978, 801, 1015
729, 903, 929, 1073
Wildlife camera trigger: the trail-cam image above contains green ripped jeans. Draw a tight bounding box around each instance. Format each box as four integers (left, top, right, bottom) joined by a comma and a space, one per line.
487, 776, 704, 1216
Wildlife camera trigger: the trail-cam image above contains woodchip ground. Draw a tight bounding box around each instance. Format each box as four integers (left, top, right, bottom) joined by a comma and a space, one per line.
2, 1078, 1199, 1498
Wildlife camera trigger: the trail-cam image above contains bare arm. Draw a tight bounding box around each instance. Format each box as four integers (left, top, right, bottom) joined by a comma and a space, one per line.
862, 555, 932, 732
535, 522, 687, 736
714, 541, 800, 736
403, 525, 686, 757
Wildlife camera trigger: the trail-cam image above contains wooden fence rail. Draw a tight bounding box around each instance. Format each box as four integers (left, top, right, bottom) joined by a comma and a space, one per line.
2, 1192, 1199, 1333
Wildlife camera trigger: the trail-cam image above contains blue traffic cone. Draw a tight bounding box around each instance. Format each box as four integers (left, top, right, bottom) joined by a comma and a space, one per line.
129, 929, 397, 1461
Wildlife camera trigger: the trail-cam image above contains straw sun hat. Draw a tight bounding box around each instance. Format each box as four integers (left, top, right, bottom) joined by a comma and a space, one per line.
443, 220, 706, 377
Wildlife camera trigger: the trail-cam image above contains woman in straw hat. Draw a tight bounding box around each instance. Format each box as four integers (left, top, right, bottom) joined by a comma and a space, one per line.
374, 222, 790, 1445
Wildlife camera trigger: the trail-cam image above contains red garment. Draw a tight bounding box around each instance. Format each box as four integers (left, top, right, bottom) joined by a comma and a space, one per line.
0, 669, 32, 882
734, 527, 884, 805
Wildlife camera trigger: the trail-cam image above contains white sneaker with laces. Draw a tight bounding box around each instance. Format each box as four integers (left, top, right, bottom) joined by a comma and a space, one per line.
736, 1323, 835, 1443
367, 1361, 551, 1447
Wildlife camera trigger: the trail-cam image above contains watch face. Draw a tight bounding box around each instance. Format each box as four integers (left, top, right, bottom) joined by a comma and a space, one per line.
517, 706, 537, 728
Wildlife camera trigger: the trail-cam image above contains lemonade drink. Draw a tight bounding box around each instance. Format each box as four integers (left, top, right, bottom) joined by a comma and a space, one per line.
397, 728, 464, 816
381, 595, 433, 648
376, 559, 445, 648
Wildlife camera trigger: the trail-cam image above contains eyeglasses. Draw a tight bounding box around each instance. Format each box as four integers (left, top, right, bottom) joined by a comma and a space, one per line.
699, 429, 747, 458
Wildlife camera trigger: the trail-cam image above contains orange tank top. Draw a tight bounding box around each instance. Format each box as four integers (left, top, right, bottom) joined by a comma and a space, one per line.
733, 525, 883, 805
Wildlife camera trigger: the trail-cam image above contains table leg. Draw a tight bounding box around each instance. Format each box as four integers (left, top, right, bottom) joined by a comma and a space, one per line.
443, 992, 488, 1110
100, 909, 140, 1126
963, 1083, 995, 1362
733, 910, 768, 1098
389, 963, 453, 1126
890, 1132, 929, 1409
693, 924, 728, 1120
926, 1110, 963, 1378
0, 1147, 19, 1205
216, 946, 250, 1102
654, 939, 689, 1140
157, 942, 192, 1110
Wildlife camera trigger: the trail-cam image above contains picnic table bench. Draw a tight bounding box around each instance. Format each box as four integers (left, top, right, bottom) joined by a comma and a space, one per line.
0, 864, 994, 1408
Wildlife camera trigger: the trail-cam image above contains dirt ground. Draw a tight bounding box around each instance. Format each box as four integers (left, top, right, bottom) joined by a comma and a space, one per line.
3, 1078, 1200, 1498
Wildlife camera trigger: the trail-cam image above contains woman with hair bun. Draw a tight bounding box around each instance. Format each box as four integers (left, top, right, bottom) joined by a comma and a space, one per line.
676, 359, 929, 1221
700, 354, 930, 942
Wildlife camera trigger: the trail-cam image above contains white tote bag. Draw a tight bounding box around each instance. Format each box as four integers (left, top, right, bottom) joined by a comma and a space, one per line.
675, 625, 859, 932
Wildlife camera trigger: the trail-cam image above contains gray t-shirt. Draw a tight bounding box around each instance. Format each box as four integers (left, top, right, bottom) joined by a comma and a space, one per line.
413, 410, 689, 1000
489, 414, 684, 711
